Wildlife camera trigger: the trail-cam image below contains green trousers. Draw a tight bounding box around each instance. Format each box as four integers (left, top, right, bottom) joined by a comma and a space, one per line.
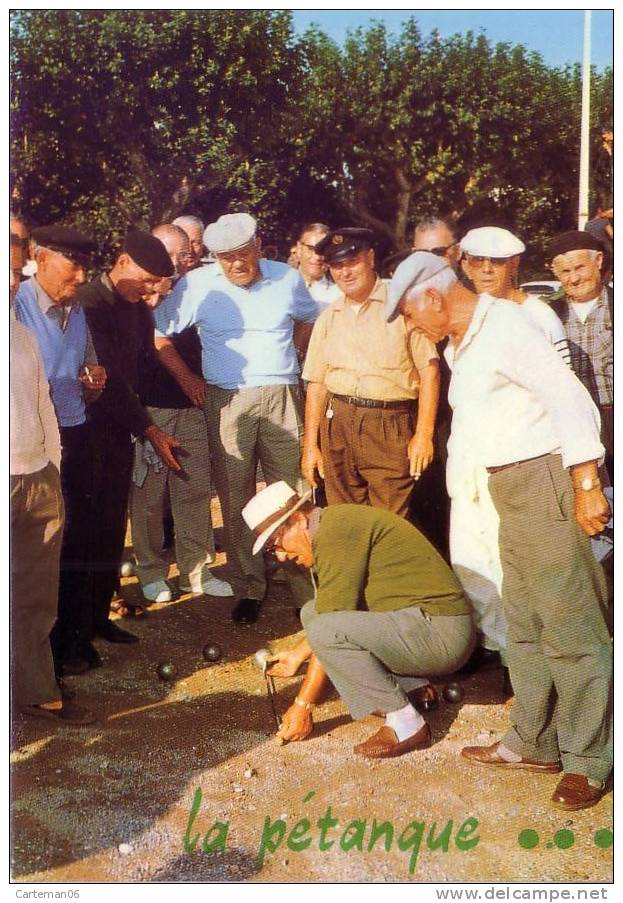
489, 454, 612, 783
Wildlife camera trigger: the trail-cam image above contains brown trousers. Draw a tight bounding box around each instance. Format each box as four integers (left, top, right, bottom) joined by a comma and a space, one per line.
320, 397, 416, 517
10, 462, 64, 707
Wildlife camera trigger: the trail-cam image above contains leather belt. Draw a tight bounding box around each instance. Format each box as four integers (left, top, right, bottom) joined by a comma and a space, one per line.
487, 453, 551, 475
332, 394, 414, 410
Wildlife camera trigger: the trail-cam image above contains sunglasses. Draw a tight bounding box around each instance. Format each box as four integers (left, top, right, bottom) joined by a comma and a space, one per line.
264, 523, 286, 557
464, 254, 511, 268
427, 244, 457, 257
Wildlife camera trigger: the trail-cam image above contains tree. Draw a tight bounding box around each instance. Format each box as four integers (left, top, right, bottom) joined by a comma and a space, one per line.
10, 9, 308, 258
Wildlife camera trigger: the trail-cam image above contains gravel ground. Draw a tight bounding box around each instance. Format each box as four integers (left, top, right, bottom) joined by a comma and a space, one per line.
10, 519, 613, 885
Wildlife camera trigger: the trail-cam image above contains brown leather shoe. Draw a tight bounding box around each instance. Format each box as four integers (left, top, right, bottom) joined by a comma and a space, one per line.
551, 773, 604, 811
461, 741, 561, 772
354, 723, 431, 759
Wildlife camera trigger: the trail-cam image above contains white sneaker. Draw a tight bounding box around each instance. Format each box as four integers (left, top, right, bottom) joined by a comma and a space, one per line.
180, 572, 234, 597
142, 580, 173, 603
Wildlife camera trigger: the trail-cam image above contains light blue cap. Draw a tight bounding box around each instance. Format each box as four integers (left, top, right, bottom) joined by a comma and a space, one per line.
386, 251, 451, 322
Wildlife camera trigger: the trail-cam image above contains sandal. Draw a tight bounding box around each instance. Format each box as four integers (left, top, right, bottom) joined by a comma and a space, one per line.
110, 599, 146, 618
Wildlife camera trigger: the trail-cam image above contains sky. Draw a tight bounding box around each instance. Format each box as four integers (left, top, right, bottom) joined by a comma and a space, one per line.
290, 9, 614, 70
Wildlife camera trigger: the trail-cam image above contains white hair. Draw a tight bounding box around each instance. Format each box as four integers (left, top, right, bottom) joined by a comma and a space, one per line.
405, 266, 458, 301
172, 215, 204, 231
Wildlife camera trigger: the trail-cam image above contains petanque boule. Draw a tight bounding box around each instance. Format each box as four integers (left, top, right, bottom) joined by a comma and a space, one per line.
202, 643, 222, 663
156, 662, 177, 681
442, 682, 464, 704
120, 560, 134, 578
254, 648, 275, 673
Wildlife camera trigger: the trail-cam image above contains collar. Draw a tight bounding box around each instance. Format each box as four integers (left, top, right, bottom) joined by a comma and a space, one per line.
333, 276, 385, 311
454, 292, 497, 356
100, 271, 125, 305
33, 277, 61, 315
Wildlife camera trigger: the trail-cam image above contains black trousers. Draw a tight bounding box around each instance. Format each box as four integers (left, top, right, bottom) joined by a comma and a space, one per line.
50, 422, 95, 666
87, 422, 134, 633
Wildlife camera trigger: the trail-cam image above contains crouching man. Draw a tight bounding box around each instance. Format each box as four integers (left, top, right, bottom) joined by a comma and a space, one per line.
242, 482, 475, 758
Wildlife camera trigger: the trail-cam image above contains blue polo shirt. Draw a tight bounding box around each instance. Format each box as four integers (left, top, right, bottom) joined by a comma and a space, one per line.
14, 277, 95, 427
154, 260, 320, 389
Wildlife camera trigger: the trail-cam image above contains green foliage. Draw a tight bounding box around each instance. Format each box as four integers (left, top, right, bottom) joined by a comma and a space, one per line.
10, 10, 613, 266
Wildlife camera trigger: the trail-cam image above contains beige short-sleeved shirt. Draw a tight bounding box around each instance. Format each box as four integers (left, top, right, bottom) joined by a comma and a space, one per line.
302, 278, 438, 400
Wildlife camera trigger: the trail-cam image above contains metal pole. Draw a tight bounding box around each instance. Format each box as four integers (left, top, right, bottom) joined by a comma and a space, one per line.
578, 10, 592, 230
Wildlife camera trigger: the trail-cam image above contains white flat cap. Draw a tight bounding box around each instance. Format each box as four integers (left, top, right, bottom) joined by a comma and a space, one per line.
242, 481, 312, 555
203, 213, 257, 255
386, 251, 451, 322
460, 227, 525, 258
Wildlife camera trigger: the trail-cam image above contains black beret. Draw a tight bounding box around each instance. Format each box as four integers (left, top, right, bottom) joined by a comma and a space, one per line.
32, 225, 97, 266
315, 227, 377, 264
123, 230, 174, 278
547, 230, 606, 261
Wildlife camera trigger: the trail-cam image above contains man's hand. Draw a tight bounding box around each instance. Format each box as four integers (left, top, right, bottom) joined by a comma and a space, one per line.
407, 433, 434, 480
267, 650, 305, 679
275, 703, 314, 744
180, 373, 207, 408
144, 424, 182, 472
574, 488, 611, 536
301, 444, 325, 488
79, 364, 107, 391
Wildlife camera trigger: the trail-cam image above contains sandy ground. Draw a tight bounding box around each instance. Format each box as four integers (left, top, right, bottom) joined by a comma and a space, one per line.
10, 512, 613, 885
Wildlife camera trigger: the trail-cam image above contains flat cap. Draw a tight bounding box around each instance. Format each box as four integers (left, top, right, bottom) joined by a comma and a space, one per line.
386, 251, 452, 322
32, 225, 97, 266
547, 230, 606, 261
315, 228, 376, 264
123, 230, 174, 277
203, 213, 257, 255
460, 226, 525, 258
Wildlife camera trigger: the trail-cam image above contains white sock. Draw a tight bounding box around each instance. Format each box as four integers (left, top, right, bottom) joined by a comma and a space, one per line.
385, 702, 425, 741
497, 743, 522, 763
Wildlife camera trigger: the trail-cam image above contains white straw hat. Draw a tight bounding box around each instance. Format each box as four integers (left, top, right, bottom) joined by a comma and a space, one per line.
242, 481, 312, 555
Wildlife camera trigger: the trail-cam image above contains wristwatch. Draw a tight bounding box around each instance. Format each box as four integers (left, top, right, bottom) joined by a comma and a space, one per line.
573, 477, 602, 492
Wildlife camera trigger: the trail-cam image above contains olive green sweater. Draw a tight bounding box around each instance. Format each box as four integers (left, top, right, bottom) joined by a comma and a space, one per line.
312, 505, 470, 617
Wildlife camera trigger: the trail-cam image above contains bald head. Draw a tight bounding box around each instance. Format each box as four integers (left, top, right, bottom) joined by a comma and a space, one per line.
151, 223, 193, 277
172, 215, 205, 269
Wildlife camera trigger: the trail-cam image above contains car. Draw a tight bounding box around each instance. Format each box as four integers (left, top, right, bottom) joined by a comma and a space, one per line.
520, 280, 561, 297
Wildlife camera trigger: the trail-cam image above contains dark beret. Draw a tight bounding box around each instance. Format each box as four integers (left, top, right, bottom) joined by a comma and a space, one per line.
32, 225, 98, 266
547, 230, 606, 261
123, 230, 174, 278
315, 227, 377, 264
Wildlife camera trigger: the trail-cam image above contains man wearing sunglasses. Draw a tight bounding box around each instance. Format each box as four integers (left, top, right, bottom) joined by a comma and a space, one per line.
242, 481, 474, 757
295, 222, 341, 309
413, 217, 461, 271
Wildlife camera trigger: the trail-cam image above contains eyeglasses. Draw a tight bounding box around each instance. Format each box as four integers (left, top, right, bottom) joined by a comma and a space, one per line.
264, 524, 286, 557
464, 255, 509, 268
11, 235, 29, 250
299, 242, 322, 253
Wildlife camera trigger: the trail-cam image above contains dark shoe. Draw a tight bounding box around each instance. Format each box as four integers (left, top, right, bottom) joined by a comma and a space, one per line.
81, 641, 103, 667
354, 723, 432, 759
407, 684, 439, 712
231, 598, 261, 624
94, 622, 138, 644
501, 667, 513, 699
61, 657, 90, 676
456, 646, 501, 676
551, 773, 604, 811
461, 741, 561, 773
57, 679, 75, 701
21, 700, 96, 726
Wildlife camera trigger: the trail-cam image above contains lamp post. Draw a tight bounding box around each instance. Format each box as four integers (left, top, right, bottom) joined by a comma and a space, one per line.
578, 10, 591, 230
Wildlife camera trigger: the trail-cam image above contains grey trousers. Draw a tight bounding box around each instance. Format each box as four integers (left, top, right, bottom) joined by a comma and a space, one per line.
204, 384, 313, 606
11, 463, 64, 707
301, 600, 475, 719
489, 454, 612, 782
130, 406, 215, 587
